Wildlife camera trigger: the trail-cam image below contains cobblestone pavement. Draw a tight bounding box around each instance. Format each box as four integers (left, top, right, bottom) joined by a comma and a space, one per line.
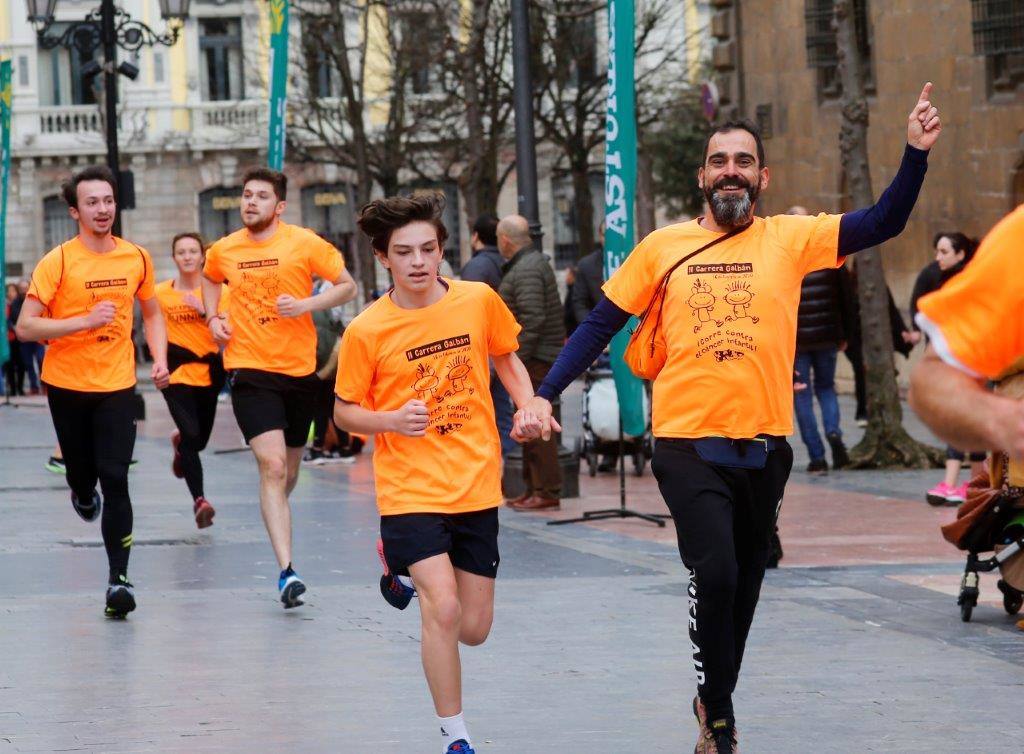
0, 385, 1021, 753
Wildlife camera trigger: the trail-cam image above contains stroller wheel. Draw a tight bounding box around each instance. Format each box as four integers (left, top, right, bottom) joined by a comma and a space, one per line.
958, 581, 979, 623
960, 599, 975, 622
632, 449, 646, 477
997, 579, 1024, 615
586, 451, 598, 477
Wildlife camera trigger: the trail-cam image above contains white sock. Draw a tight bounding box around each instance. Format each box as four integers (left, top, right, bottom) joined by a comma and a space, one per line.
438, 712, 470, 752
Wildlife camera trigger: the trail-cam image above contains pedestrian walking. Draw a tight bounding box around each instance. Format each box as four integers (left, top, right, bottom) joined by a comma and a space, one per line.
334, 193, 537, 754
496, 214, 565, 510
155, 232, 229, 527
15, 165, 170, 618
201, 167, 357, 609
519, 85, 941, 752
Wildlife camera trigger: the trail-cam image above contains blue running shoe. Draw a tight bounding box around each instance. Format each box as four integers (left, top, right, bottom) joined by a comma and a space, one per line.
278, 566, 306, 609
446, 740, 475, 754
105, 575, 136, 618
71, 489, 102, 523
376, 539, 416, 610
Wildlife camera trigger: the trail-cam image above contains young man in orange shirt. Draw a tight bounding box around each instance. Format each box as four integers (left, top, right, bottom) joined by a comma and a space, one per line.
333, 194, 539, 754
201, 167, 356, 609
519, 86, 942, 751
155, 232, 229, 528
16, 165, 170, 618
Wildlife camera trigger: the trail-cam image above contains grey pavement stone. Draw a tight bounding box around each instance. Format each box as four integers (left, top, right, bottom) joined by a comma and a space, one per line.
1, 394, 1023, 753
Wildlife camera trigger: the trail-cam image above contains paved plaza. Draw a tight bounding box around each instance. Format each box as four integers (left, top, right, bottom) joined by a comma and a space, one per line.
1, 384, 1022, 753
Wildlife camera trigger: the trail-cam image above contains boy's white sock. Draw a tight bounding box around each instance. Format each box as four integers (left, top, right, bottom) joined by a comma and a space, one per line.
438, 711, 470, 752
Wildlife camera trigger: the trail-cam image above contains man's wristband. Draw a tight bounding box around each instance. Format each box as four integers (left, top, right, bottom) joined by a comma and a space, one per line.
206, 313, 226, 325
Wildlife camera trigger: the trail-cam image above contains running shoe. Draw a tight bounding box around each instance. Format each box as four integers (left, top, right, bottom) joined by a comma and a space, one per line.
301, 447, 330, 466
953, 481, 970, 505
105, 575, 136, 618
806, 458, 828, 474
926, 481, 962, 507
278, 566, 306, 609
445, 741, 475, 754
695, 717, 738, 754
193, 496, 216, 529
377, 538, 416, 610
171, 431, 184, 478
45, 456, 66, 474
328, 450, 357, 465
71, 489, 102, 523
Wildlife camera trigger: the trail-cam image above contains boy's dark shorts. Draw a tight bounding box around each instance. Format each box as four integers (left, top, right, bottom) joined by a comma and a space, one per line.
379, 507, 500, 579
230, 368, 319, 448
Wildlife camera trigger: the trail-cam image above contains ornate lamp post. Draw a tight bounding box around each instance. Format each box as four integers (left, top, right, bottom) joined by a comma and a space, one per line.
26, 0, 190, 235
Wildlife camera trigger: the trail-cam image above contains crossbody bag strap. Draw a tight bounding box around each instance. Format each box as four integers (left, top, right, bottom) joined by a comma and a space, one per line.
639, 221, 752, 334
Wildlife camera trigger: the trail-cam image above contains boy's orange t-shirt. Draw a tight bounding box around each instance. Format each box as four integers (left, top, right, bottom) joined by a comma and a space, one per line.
27, 236, 155, 392
334, 280, 521, 516
916, 204, 1024, 381
602, 214, 842, 439
155, 279, 230, 387
203, 222, 345, 377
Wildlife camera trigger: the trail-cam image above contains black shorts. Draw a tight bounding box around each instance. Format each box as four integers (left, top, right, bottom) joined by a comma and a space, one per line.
229, 368, 319, 447
380, 507, 500, 579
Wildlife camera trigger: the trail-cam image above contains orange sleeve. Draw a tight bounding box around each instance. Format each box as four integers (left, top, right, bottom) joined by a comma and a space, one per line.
776, 213, 842, 276
137, 249, 157, 300
600, 232, 660, 315
334, 324, 374, 404
308, 233, 346, 282
916, 207, 1024, 379
26, 249, 63, 308
203, 242, 226, 284
484, 286, 521, 356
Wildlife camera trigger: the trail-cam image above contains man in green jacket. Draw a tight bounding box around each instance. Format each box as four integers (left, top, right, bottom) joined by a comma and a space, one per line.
496, 215, 565, 509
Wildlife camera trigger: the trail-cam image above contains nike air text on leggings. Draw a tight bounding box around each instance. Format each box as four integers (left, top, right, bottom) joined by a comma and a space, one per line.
651, 438, 793, 725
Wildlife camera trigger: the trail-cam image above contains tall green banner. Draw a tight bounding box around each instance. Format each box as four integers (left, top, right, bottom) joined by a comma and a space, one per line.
267, 0, 289, 170
0, 60, 12, 370
604, 0, 645, 437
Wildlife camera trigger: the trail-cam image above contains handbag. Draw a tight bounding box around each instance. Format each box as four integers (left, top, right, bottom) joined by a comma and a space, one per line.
623, 223, 751, 380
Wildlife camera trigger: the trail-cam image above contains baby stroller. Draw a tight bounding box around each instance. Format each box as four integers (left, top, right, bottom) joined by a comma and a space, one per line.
576, 357, 652, 477
942, 452, 1024, 623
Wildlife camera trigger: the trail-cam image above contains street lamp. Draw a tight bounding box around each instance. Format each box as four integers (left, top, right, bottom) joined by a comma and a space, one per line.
27, 0, 191, 235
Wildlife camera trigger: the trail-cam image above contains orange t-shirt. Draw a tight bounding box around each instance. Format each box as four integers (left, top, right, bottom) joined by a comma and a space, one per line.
603, 214, 842, 438
27, 236, 155, 392
203, 222, 345, 377
334, 280, 521, 516
916, 204, 1024, 381
155, 279, 230, 387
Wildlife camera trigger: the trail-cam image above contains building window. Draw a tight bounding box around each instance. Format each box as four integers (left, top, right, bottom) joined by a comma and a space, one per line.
551, 172, 604, 271
36, 24, 101, 106
396, 12, 441, 94
804, 0, 874, 100
556, 4, 599, 88
17, 55, 29, 87
971, 0, 1024, 94
199, 18, 244, 101
755, 104, 773, 139
301, 184, 355, 268
199, 187, 243, 242
43, 195, 77, 249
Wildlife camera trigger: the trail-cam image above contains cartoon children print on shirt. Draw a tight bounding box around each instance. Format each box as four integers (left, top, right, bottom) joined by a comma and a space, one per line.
406, 334, 476, 436
86, 280, 131, 344
235, 264, 281, 326
684, 263, 760, 364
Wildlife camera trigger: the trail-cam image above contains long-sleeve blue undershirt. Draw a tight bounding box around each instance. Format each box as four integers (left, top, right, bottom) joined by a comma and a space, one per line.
536, 144, 929, 402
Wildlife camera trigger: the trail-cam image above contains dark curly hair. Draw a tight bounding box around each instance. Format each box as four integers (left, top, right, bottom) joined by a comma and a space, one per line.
932, 231, 979, 264
357, 192, 449, 254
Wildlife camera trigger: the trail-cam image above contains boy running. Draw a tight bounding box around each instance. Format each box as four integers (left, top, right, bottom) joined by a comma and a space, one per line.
333, 194, 538, 754
15, 165, 169, 618
155, 232, 229, 528
201, 167, 356, 608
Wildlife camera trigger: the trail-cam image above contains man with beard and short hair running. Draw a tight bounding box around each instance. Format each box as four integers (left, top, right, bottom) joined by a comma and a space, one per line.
155, 232, 229, 528
16, 165, 170, 618
517, 85, 942, 751
202, 167, 357, 608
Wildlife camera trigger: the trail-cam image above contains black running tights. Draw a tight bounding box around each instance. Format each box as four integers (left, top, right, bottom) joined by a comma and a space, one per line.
162, 383, 220, 499
47, 384, 137, 579
650, 438, 793, 726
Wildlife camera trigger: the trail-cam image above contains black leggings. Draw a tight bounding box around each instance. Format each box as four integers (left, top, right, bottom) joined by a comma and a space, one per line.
312, 375, 349, 449
651, 438, 793, 726
46, 384, 137, 579
162, 383, 220, 499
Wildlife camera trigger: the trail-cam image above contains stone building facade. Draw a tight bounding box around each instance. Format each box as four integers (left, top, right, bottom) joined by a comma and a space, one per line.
708, 0, 1024, 305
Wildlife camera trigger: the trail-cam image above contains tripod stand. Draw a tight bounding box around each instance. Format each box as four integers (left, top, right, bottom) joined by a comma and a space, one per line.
549, 412, 669, 528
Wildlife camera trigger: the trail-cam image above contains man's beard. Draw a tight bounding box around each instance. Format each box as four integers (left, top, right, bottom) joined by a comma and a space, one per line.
704, 177, 759, 227
243, 212, 275, 233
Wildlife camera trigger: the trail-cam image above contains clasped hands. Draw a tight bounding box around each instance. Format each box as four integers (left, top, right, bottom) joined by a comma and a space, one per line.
511, 396, 561, 443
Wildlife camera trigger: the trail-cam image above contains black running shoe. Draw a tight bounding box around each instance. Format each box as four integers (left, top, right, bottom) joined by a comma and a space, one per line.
376, 539, 416, 610
278, 566, 306, 609
708, 719, 737, 754
71, 490, 102, 522
105, 575, 136, 618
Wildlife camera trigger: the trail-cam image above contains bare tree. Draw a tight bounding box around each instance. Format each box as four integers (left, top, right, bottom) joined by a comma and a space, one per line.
834, 0, 939, 468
